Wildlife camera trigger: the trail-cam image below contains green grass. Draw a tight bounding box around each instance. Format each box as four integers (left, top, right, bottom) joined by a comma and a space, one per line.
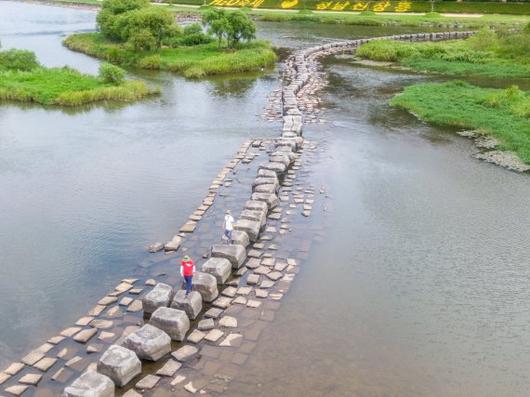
356, 30, 530, 78
0, 66, 159, 106
391, 81, 530, 164
64, 33, 277, 78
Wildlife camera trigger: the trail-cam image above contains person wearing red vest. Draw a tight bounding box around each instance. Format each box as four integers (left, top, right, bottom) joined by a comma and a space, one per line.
180, 255, 195, 296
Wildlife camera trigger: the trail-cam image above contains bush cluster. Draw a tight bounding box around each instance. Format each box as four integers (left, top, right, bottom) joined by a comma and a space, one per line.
0, 48, 40, 71
202, 8, 256, 49
99, 62, 126, 84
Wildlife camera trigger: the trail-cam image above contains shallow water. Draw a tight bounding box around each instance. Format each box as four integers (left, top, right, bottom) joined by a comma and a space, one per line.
227, 59, 530, 397
1, 3, 530, 396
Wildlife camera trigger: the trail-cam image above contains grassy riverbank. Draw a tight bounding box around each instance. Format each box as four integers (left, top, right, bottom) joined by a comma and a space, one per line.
391, 81, 530, 164
356, 28, 530, 78
64, 33, 276, 78
0, 49, 158, 106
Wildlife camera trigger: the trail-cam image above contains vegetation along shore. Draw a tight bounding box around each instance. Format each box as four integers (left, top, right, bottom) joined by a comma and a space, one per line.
0, 46, 158, 106
64, 0, 277, 78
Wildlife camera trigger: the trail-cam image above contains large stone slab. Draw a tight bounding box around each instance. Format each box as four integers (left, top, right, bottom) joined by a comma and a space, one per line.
201, 258, 231, 284
252, 176, 279, 190
171, 290, 202, 320
231, 230, 250, 248
149, 307, 190, 341
98, 345, 141, 387
122, 324, 171, 362
240, 209, 267, 228
211, 244, 247, 269
258, 161, 287, 175
142, 283, 174, 315
233, 219, 261, 242
251, 193, 279, 209
184, 272, 218, 303
244, 200, 268, 213
64, 371, 114, 397
164, 235, 182, 252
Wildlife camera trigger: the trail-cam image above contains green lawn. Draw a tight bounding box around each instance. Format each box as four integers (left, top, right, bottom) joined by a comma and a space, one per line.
0, 67, 158, 106
391, 81, 530, 164
64, 33, 277, 78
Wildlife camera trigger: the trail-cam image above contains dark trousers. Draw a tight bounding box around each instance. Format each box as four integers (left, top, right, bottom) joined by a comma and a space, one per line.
184, 275, 193, 295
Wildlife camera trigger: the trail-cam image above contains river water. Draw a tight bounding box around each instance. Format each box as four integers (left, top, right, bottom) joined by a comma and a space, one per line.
1, 2, 529, 396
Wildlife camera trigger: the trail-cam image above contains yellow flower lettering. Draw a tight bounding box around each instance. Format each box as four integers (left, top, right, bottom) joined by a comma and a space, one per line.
351, 2, 368, 11
250, 0, 265, 7
394, 1, 411, 12
331, 1, 350, 11
281, 0, 299, 8
316, 1, 333, 10
372, 0, 390, 12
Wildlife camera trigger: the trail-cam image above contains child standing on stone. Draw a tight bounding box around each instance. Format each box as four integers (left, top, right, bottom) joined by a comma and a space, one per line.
224, 209, 234, 244
180, 255, 195, 297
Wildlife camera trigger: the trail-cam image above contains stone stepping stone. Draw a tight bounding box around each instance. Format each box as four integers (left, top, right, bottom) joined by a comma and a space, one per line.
114, 282, 133, 294
5, 363, 24, 376
145, 279, 157, 286
122, 278, 138, 284
19, 373, 42, 385
187, 272, 218, 303
219, 333, 243, 347
287, 258, 297, 266
198, 318, 215, 331
236, 287, 252, 296
270, 293, 284, 300
187, 330, 205, 344
64, 371, 114, 397
235, 267, 247, 277
130, 288, 143, 295
171, 291, 202, 320
266, 271, 283, 281
76, 316, 94, 326
171, 345, 198, 362
171, 375, 186, 386
212, 297, 232, 309
127, 300, 143, 312
221, 287, 237, 298
164, 235, 182, 252
98, 331, 116, 342
254, 266, 270, 275
90, 319, 113, 329
247, 300, 262, 308
184, 381, 198, 394
87, 344, 101, 354
142, 283, 174, 315
245, 200, 268, 213
260, 280, 275, 289
219, 316, 237, 328
204, 329, 224, 343
248, 250, 262, 258
231, 230, 250, 247
261, 258, 275, 267
65, 356, 87, 372
274, 262, 288, 272
0, 372, 11, 385
73, 328, 98, 344
246, 258, 260, 269
201, 258, 231, 284
36, 343, 53, 354
149, 307, 190, 342
21, 351, 45, 366
180, 221, 197, 233
119, 297, 133, 306
88, 305, 106, 317
51, 367, 74, 383
61, 327, 82, 338
48, 336, 65, 345
4, 385, 28, 396
204, 308, 223, 319
233, 296, 247, 305
98, 345, 141, 387
211, 244, 247, 269
247, 274, 260, 285
122, 324, 171, 362
123, 389, 142, 397
33, 357, 57, 372
156, 360, 181, 377
255, 289, 269, 299
98, 296, 117, 306
136, 374, 160, 390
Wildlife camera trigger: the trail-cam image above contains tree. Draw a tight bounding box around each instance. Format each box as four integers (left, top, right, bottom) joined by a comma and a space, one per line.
202, 8, 230, 48
97, 0, 149, 39
226, 11, 255, 48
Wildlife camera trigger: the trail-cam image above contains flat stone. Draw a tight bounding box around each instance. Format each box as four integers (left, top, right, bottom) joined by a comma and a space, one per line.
148, 242, 164, 253
233, 296, 247, 305
212, 296, 232, 309
201, 258, 231, 284
0, 372, 11, 385
33, 357, 57, 372
142, 283, 174, 315
219, 333, 243, 347
187, 330, 205, 344
219, 316, 237, 328
135, 374, 160, 390
114, 282, 133, 294
150, 307, 190, 342
180, 221, 197, 233
164, 235, 182, 251
73, 328, 98, 344
204, 329, 224, 343
122, 324, 172, 361
171, 290, 202, 320
106, 307, 121, 319
171, 345, 198, 362
254, 266, 270, 275
171, 375, 186, 386
65, 356, 86, 371
145, 279, 157, 286
261, 257, 274, 267
211, 244, 247, 269
234, 219, 261, 242
247, 300, 262, 308
231, 230, 250, 247
90, 319, 113, 329
198, 319, 215, 331
98, 344, 141, 387
51, 367, 74, 383
236, 287, 252, 296
247, 274, 260, 285
156, 359, 181, 377
130, 288, 143, 295
76, 316, 94, 326
260, 280, 275, 289
4, 385, 28, 396
98, 296, 118, 306
119, 297, 133, 306
204, 307, 223, 319
123, 390, 142, 397
266, 271, 283, 281
251, 192, 279, 209
127, 300, 143, 312
88, 306, 106, 317
61, 327, 82, 338
274, 261, 288, 272
48, 335, 66, 345
87, 345, 101, 354
5, 363, 24, 376
248, 250, 262, 259
185, 272, 218, 303
19, 373, 42, 385
21, 351, 45, 366
64, 371, 114, 397
221, 287, 237, 298
184, 381, 198, 394
255, 289, 269, 299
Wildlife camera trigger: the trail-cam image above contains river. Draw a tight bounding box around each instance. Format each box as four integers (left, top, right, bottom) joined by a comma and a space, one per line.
1, 2, 529, 396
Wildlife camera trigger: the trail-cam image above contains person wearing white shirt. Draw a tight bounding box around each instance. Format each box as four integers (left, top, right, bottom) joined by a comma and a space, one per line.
224, 209, 234, 244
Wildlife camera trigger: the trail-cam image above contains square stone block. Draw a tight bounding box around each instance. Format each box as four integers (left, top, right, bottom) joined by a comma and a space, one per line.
98, 345, 141, 387
201, 258, 231, 284
149, 307, 190, 342
122, 324, 171, 362
142, 283, 174, 315
211, 244, 247, 269
64, 371, 114, 397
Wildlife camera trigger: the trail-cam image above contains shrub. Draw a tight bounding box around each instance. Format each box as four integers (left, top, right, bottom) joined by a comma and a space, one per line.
97, 0, 149, 39
357, 40, 418, 62
113, 7, 176, 48
202, 9, 255, 49
0, 49, 39, 71
99, 62, 126, 84
467, 28, 498, 52
127, 29, 157, 51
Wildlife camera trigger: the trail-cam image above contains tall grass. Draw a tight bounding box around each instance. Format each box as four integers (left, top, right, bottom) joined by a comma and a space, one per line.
64, 33, 277, 78
356, 29, 530, 78
391, 81, 530, 164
